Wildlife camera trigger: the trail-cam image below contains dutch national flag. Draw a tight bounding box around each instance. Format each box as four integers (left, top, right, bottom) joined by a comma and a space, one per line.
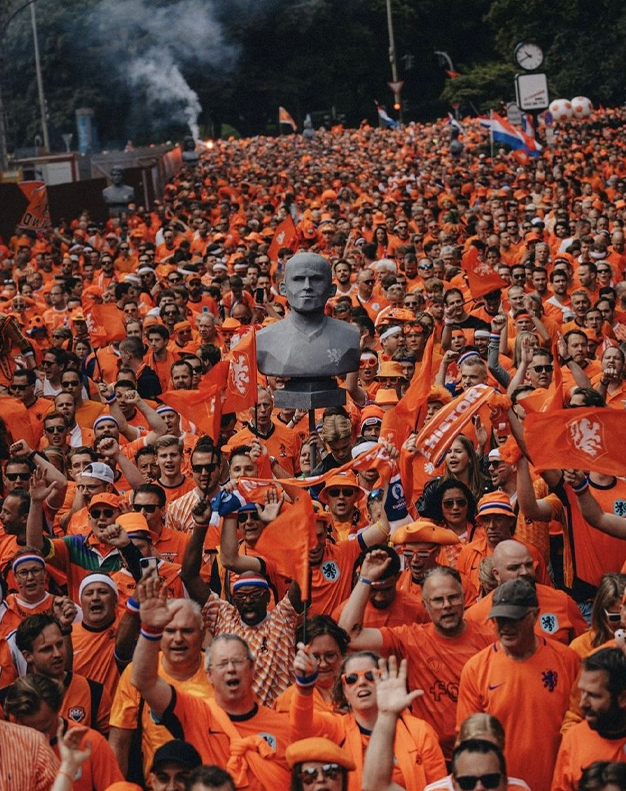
377, 104, 399, 129
480, 112, 541, 157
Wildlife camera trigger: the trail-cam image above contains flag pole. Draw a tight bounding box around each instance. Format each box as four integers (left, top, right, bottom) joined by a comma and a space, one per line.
489, 109, 494, 161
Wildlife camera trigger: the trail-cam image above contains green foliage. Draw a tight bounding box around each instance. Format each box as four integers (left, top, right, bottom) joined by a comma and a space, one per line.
441, 62, 517, 114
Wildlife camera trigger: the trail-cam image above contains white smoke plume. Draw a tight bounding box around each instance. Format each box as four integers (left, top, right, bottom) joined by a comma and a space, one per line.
88, 0, 238, 140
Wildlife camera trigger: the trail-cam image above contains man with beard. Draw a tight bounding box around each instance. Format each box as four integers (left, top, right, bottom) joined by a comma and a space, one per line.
457, 579, 580, 791
464, 540, 587, 645
552, 648, 626, 791
201, 569, 303, 707
339, 558, 493, 761
332, 543, 427, 627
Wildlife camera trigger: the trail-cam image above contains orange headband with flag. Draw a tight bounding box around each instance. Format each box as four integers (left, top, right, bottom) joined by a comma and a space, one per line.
415, 384, 495, 464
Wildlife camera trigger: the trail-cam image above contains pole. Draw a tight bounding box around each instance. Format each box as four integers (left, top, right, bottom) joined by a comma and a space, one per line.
385, 0, 402, 124
308, 408, 317, 472
0, 51, 8, 170
30, 0, 49, 151
489, 108, 494, 161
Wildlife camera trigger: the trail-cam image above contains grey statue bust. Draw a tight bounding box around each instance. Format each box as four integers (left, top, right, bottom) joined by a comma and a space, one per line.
256, 252, 360, 378
102, 167, 135, 216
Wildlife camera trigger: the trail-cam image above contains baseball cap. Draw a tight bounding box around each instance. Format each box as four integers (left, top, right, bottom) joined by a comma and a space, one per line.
88, 492, 121, 509
488, 578, 538, 620
82, 462, 115, 485
151, 740, 202, 772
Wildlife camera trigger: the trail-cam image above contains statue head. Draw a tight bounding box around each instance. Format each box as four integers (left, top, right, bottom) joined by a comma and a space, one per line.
110, 166, 124, 186
280, 253, 336, 314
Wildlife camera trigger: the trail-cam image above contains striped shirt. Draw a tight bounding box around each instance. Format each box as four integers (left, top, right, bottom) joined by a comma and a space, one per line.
0, 719, 59, 791
203, 594, 301, 707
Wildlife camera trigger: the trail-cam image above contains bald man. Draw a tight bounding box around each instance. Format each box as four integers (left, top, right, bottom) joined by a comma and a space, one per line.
464, 540, 587, 644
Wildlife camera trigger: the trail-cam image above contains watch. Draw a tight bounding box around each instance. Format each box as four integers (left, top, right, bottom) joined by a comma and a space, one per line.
514, 42, 543, 71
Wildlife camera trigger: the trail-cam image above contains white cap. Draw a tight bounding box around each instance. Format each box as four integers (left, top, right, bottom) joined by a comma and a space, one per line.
81, 462, 115, 484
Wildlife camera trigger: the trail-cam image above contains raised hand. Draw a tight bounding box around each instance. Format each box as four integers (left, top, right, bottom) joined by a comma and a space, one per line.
30, 467, 56, 503
491, 314, 507, 334
191, 497, 213, 525
136, 572, 172, 630
56, 721, 91, 776
360, 548, 392, 582
563, 469, 587, 489
375, 655, 424, 716
294, 641, 319, 679
258, 488, 284, 523
53, 596, 77, 630
401, 433, 418, 456
97, 437, 120, 458
9, 439, 32, 456
99, 522, 130, 548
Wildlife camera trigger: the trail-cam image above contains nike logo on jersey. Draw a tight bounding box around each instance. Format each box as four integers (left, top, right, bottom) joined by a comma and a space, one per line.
488, 683, 504, 690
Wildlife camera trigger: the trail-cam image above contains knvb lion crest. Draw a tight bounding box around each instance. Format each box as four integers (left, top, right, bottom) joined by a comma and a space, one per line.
228, 352, 251, 396
567, 416, 607, 460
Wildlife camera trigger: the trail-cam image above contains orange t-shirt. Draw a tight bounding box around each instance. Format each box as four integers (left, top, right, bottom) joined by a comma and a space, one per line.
62, 672, 111, 735
308, 538, 364, 617
51, 721, 122, 791
457, 638, 580, 791
156, 475, 196, 506
228, 422, 301, 476
70, 616, 121, 696
332, 588, 428, 628
551, 719, 626, 791
380, 619, 494, 759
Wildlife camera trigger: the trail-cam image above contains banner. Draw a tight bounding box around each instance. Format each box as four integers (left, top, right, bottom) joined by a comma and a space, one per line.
160, 361, 229, 441
461, 246, 507, 299
524, 407, 626, 476
18, 181, 50, 230
84, 303, 127, 346
415, 384, 495, 464
223, 330, 258, 413
268, 215, 297, 262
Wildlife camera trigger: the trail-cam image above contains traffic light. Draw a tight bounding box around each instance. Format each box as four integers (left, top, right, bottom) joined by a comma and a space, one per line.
393, 102, 401, 111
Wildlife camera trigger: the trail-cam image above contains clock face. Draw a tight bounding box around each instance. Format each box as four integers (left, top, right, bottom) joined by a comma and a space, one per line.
514, 42, 544, 70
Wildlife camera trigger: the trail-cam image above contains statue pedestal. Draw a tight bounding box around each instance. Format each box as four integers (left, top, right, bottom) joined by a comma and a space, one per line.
273, 378, 346, 410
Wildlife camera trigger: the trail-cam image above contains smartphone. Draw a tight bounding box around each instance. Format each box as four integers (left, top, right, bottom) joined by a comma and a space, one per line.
140, 557, 159, 577
255, 287, 265, 304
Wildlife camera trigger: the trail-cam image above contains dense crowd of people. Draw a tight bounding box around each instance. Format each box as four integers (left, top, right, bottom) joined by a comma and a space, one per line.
0, 107, 625, 791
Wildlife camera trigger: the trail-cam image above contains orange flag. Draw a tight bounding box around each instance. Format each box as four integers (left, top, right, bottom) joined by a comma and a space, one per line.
524, 407, 626, 476
394, 333, 434, 430
278, 106, 297, 131
461, 246, 507, 299
223, 330, 258, 412
0, 396, 35, 446
416, 384, 495, 464
268, 215, 297, 262
521, 344, 564, 414
255, 491, 316, 600
18, 181, 50, 230
85, 303, 126, 346
161, 361, 229, 440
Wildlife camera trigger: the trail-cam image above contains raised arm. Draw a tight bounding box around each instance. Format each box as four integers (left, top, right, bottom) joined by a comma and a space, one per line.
564, 470, 626, 538
98, 437, 145, 490
337, 550, 386, 651
26, 468, 57, 551
122, 390, 168, 444
130, 574, 175, 718
362, 656, 424, 791
10, 440, 67, 509
516, 455, 556, 522
180, 500, 214, 604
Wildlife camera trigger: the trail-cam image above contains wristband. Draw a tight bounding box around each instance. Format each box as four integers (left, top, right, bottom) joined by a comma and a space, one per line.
375, 519, 390, 538
489, 332, 501, 340
127, 596, 140, 613
444, 318, 456, 326
560, 356, 573, 365
140, 628, 163, 641
358, 576, 373, 586
295, 671, 319, 687
59, 626, 72, 636
572, 476, 590, 494
28, 450, 37, 460
106, 394, 117, 404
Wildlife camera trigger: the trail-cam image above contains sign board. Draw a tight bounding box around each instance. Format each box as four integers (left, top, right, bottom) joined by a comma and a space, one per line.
387, 80, 404, 94
543, 110, 553, 127
515, 73, 549, 111
506, 102, 523, 126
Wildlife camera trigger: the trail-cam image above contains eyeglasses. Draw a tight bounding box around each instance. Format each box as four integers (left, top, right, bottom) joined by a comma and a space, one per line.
15, 566, 45, 579
428, 593, 464, 608
62, 381, 80, 388
454, 774, 502, 791
10, 384, 27, 391
45, 425, 66, 434
232, 588, 267, 602
192, 463, 216, 474
442, 497, 468, 508
212, 657, 248, 670
41, 360, 55, 367
298, 764, 342, 785
604, 609, 622, 623
359, 358, 378, 370
531, 365, 553, 373
132, 503, 158, 514
326, 487, 356, 498
6, 472, 31, 481
404, 322, 424, 335
89, 508, 115, 519
237, 510, 259, 523
342, 668, 380, 685
403, 548, 438, 560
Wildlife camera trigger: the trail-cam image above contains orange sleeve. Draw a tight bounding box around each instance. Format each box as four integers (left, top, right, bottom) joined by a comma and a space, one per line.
289, 686, 345, 744
551, 731, 575, 791
455, 654, 485, 732
84, 728, 124, 789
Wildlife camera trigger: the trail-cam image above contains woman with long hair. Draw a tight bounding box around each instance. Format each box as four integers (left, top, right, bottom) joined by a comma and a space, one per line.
569, 573, 626, 658
424, 479, 479, 566
291, 645, 446, 791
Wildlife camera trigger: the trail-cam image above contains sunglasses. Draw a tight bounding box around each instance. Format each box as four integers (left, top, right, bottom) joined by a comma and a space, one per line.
6, 472, 30, 481
454, 774, 502, 791
404, 322, 424, 335
237, 510, 259, 523
45, 425, 65, 434
298, 764, 342, 785
192, 463, 216, 474
359, 358, 378, 370
232, 588, 267, 602
62, 381, 80, 387
132, 503, 158, 514
531, 365, 553, 373
342, 668, 380, 685
404, 548, 437, 560
326, 487, 356, 498
604, 609, 622, 623
41, 360, 54, 367
11, 384, 27, 391
442, 497, 468, 508
89, 508, 115, 519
